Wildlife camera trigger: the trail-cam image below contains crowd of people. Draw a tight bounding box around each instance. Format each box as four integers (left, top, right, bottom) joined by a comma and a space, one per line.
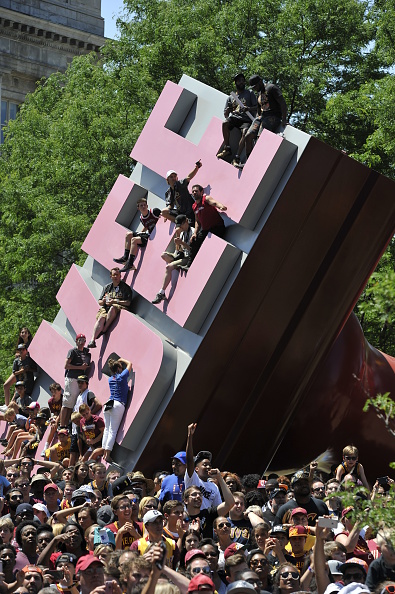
0, 388, 392, 594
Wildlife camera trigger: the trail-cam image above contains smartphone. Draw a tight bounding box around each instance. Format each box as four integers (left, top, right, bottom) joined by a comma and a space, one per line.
47, 570, 63, 580
105, 581, 113, 594
377, 476, 388, 486
0, 560, 3, 573
317, 516, 338, 529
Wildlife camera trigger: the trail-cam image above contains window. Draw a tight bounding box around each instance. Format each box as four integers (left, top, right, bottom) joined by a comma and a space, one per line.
1, 100, 19, 143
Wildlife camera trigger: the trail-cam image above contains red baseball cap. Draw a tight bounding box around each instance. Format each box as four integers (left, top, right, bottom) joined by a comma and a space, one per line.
188, 575, 215, 592
44, 483, 58, 492
289, 525, 308, 538
185, 549, 206, 564
76, 555, 104, 574
291, 507, 307, 517
224, 542, 246, 559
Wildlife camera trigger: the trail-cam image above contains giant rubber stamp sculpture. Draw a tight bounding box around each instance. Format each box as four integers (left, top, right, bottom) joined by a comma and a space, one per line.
27, 76, 395, 476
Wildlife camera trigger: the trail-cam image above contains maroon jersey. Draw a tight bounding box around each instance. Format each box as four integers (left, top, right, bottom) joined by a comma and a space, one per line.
192, 195, 224, 231
140, 209, 160, 234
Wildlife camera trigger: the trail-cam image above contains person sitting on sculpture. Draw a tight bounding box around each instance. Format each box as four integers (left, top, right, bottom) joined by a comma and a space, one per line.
161, 161, 202, 224
88, 267, 133, 349
185, 185, 227, 268
113, 197, 161, 273
244, 74, 287, 163
152, 214, 194, 305
216, 72, 257, 167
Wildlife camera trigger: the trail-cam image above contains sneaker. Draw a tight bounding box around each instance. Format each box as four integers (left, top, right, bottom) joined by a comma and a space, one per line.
119, 262, 136, 272
152, 292, 166, 304
113, 256, 127, 264
216, 146, 232, 159
232, 156, 241, 167
87, 340, 96, 348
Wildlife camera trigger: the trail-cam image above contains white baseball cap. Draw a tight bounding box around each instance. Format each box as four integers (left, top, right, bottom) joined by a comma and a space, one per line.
166, 170, 177, 180
143, 509, 163, 524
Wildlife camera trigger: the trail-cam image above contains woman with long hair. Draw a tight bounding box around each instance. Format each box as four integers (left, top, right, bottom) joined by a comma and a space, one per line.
71, 462, 90, 487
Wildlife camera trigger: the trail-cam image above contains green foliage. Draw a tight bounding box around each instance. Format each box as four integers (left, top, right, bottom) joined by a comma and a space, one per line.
0, 53, 152, 388
329, 485, 395, 548
363, 392, 395, 437
355, 238, 395, 355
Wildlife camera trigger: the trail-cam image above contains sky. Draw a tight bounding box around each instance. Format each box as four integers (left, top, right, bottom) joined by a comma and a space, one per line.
102, 0, 126, 39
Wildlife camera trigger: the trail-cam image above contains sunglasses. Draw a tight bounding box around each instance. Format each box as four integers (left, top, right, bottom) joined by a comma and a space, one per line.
313, 487, 325, 491
344, 456, 357, 460
183, 517, 190, 523
250, 559, 268, 567
191, 567, 211, 575
381, 587, 395, 594
280, 571, 299, 580
217, 522, 231, 529
344, 573, 365, 582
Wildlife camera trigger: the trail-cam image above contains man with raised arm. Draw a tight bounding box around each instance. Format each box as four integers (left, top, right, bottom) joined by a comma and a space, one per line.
185, 423, 223, 510
161, 161, 202, 224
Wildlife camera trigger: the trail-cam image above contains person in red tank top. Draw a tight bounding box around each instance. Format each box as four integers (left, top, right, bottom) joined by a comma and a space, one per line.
186, 185, 227, 268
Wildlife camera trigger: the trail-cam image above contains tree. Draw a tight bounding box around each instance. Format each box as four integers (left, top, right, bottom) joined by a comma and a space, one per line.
0, 52, 152, 386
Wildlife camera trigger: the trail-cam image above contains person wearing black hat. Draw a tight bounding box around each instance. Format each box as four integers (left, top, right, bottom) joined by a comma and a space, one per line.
262, 488, 287, 527
152, 214, 194, 304
14, 503, 35, 525
55, 553, 79, 594
274, 471, 328, 527
216, 73, 257, 166
244, 75, 287, 162
185, 423, 222, 511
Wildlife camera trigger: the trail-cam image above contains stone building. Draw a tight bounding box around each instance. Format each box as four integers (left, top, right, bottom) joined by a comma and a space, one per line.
0, 0, 105, 142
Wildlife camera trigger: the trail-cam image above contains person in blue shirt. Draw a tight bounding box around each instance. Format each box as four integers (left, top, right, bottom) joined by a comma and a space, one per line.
159, 451, 187, 506
103, 357, 133, 463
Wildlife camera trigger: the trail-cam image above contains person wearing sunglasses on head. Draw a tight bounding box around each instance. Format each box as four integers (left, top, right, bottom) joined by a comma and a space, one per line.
335, 445, 370, 491
186, 548, 214, 581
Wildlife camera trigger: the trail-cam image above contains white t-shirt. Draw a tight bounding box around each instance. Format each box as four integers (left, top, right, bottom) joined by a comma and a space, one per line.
184, 470, 222, 510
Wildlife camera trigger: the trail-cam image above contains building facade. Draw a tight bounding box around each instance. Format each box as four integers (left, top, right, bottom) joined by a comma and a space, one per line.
0, 0, 105, 141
